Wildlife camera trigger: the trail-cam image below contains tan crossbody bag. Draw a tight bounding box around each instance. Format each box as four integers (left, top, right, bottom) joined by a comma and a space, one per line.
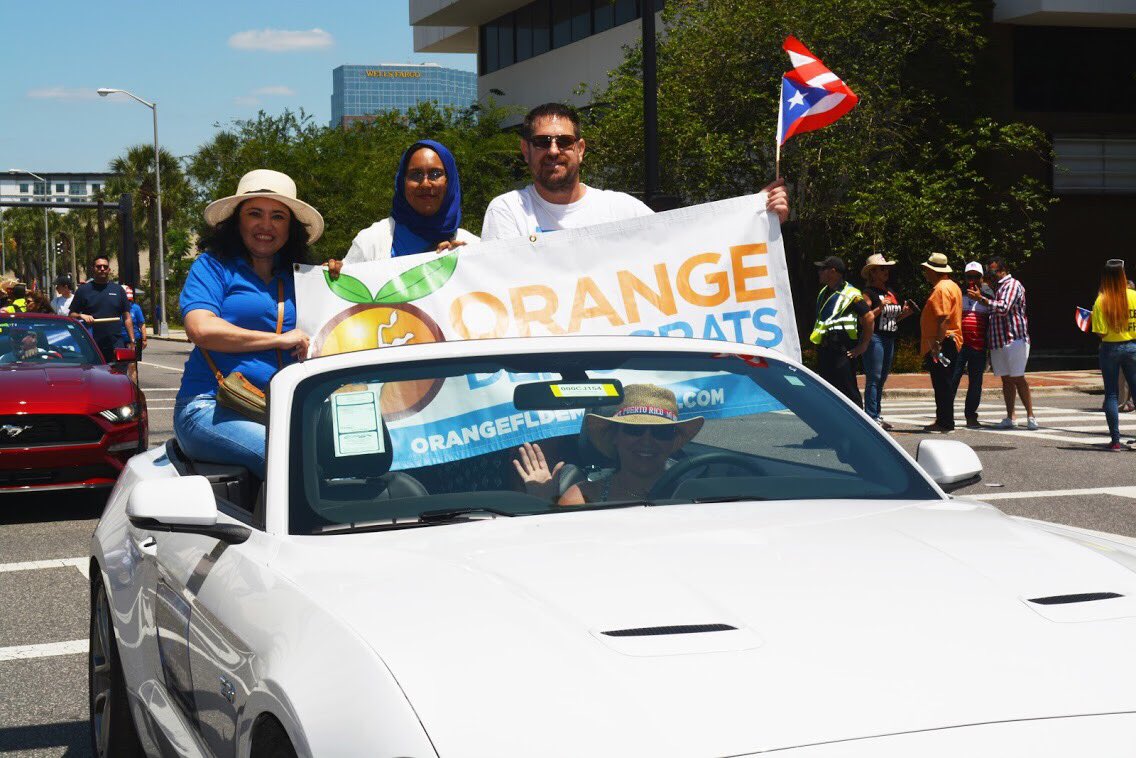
199, 279, 284, 425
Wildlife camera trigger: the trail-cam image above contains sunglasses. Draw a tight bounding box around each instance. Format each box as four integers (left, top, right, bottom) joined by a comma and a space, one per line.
94, 264, 110, 270
527, 134, 578, 151
406, 168, 446, 184
618, 425, 678, 441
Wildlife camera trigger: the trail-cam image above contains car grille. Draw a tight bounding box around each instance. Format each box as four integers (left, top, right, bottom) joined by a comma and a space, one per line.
0, 464, 119, 487
0, 415, 104, 447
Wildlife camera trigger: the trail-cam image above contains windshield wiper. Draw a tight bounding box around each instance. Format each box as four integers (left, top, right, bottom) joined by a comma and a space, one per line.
417, 506, 517, 523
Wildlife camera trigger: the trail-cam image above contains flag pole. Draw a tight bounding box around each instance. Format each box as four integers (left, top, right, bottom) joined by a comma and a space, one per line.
775, 78, 784, 180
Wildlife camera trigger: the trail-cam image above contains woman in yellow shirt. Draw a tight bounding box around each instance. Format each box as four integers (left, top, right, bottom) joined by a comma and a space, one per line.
1091, 259, 1136, 450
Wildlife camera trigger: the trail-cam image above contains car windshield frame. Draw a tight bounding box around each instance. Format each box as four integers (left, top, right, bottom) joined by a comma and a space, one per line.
0, 316, 103, 366
287, 349, 941, 535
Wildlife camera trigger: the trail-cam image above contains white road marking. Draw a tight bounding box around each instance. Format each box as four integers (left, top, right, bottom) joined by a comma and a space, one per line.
970, 486, 1136, 501
0, 557, 88, 578
140, 361, 183, 372
0, 639, 87, 661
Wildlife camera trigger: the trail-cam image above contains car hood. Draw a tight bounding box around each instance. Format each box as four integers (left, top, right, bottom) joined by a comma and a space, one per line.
274, 500, 1136, 758
0, 363, 133, 414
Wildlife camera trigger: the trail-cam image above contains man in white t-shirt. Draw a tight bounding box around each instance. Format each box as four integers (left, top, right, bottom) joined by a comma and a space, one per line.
50, 275, 74, 316
481, 102, 790, 241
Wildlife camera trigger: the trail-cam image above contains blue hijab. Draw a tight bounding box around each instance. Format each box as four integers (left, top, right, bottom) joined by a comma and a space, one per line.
390, 140, 462, 257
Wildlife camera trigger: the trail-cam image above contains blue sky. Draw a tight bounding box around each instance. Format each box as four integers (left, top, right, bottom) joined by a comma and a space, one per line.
0, 0, 476, 173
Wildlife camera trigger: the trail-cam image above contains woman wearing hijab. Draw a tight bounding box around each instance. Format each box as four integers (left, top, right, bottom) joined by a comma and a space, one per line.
328, 141, 477, 275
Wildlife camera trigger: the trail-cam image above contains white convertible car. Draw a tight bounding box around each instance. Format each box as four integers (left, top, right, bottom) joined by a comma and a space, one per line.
91, 335, 1136, 757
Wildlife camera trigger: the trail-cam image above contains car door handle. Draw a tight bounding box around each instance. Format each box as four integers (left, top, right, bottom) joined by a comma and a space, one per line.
133, 535, 158, 558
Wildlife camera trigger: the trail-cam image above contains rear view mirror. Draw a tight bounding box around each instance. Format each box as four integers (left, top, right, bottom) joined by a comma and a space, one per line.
917, 440, 982, 492
127, 476, 249, 543
513, 379, 624, 411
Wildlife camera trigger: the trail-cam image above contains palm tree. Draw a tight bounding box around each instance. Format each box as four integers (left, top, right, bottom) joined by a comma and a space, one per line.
3, 207, 50, 285
105, 145, 191, 324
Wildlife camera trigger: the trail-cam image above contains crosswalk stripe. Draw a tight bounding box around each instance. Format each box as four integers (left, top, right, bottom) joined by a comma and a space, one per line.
0, 639, 87, 662
0, 558, 88, 578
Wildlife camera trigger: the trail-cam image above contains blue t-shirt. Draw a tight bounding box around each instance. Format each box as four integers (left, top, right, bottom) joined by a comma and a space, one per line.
70, 280, 129, 341
121, 303, 145, 342
177, 252, 297, 402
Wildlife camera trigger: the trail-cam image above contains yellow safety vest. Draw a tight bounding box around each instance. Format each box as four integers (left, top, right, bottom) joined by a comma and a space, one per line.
810, 282, 863, 345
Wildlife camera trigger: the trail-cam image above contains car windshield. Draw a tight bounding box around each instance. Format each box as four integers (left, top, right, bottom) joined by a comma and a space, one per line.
288, 350, 940, 534
0, 317, 101, 365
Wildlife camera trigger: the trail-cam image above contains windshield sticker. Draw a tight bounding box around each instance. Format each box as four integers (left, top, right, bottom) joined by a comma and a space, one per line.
332, 390, 384, 457
549, 382, 620, 399
784, 376, 804, 386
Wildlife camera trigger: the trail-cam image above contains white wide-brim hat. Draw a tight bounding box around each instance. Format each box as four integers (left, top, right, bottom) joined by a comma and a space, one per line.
860, 253, 897, 279
921, 252, 953, 274
203, 169, 325, 243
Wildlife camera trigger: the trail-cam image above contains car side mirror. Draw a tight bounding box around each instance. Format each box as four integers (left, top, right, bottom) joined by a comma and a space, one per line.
114, 347, 137, 362
916, 439, 982, 492
127, 476, 250, 544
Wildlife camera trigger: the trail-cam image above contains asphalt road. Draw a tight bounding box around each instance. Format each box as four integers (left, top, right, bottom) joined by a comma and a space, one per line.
2, 346, 1135, 756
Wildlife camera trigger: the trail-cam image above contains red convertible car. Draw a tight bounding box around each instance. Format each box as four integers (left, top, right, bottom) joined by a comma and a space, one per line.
0, 313, 147, 493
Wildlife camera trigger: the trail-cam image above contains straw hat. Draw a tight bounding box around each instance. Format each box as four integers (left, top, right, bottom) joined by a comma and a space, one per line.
860, 253, 896, 279
585, 384, 704, 459
203, 169, 325, 243
921, 252, 952, 274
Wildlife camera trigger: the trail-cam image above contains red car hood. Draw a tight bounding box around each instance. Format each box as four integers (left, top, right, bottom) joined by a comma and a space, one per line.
0, 363, 136, 414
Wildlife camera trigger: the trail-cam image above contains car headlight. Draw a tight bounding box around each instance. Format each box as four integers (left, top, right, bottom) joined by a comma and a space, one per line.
99, 405, 136, 424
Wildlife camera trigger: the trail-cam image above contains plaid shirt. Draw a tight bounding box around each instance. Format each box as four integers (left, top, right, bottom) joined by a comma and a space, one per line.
987, 274, 1029, 349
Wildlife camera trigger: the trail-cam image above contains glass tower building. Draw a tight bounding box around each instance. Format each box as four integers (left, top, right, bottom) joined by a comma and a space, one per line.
330, 63, 477, 127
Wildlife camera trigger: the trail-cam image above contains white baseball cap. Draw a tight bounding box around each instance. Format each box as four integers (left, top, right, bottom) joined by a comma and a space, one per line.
964, 261, 983, 275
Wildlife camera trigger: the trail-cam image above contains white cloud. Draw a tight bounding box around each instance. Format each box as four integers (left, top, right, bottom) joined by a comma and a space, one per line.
228, 28, 333, 52
26, 86, 100, 101
253, 85, 296, 96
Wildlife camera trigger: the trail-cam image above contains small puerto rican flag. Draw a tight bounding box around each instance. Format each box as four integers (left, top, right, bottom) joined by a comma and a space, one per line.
1075, 306, 1092, 333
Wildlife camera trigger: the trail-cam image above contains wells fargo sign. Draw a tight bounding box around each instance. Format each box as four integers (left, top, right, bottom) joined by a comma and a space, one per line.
365, 70, 421, 78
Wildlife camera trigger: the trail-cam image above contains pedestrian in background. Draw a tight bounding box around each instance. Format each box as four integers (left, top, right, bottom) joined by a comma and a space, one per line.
919, 253, 963, 433
952, 261, 994, 428
1091, 259, 1136, 451
975, 257, 1036, 430
25, 289, 53, 314
810, 255, 874, 408
69, 257, 134, 363
50, 275, 73, 316
121, 285, 146, 383
860, 254, 915, 429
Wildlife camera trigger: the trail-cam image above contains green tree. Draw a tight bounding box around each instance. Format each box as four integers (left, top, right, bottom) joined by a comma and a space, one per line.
582, 0, 1053, 319
2, 207, 50, 285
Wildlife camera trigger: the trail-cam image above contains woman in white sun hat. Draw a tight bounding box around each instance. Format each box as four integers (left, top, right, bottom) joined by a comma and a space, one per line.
514, 384, 704, 505
174, 169, 324, 479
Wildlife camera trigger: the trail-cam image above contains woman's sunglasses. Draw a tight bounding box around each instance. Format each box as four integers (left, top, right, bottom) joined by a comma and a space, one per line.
527, 134, 578, 151
618, 425, 678, 441
406, 168, 446, 184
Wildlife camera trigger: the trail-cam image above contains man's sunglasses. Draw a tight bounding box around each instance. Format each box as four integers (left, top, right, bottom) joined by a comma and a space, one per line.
527, 134, 578, 150
406, 168, 446, 183
93, 264, 110, 270
618, 425, 678, 441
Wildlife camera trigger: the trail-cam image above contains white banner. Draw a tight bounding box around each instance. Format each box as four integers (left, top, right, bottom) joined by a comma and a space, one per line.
295, 194, 796, 468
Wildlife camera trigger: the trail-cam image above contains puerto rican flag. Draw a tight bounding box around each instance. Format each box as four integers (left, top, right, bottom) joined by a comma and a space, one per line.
778, 36, 859, 145
1075, 306, 1092, 333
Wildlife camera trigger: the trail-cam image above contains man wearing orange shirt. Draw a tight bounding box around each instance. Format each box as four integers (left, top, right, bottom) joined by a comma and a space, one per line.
919, 253, 963, 433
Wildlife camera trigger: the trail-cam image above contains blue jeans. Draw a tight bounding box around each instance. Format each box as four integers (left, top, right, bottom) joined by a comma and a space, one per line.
174, 394, 267, 479
862, 333, 895, 420
951, 345, 987, 419
1099, 341, 1136, 444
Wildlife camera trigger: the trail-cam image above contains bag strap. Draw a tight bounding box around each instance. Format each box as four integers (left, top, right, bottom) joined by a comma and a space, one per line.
200, 276, 288, 386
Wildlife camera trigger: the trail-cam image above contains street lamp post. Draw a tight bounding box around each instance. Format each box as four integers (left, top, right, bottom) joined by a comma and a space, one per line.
97, 88, 167, 336
7, 170, 51, 290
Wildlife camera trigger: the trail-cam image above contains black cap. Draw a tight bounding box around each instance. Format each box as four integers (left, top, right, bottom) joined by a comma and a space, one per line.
53, 274, 72, 287
814, 256, 846, 274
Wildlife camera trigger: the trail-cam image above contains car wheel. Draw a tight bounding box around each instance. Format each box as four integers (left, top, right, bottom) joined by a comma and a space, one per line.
251, 714, 299, 758
89, 571, 145, 758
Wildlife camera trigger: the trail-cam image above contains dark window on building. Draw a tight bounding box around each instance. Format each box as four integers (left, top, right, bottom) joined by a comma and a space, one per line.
55, 183, 64, 193
69, 182, 84, 196
33, 182, 45, 196
1014, 26, 1136, 113
532, 1, 551, 55
614, 0, 637, 25
571, 0, 591, 42
499, 13, 515, 68
552, 2, 572, 48
19, 183, 28, 193
516, 5, 533, 62
593, 0, 614, 33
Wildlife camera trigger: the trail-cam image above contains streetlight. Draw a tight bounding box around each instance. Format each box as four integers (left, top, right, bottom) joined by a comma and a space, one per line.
97, 87, 167, 336
7, 169, 51, 290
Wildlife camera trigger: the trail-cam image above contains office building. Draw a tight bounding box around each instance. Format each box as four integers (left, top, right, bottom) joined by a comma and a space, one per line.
331, 63, 478, 127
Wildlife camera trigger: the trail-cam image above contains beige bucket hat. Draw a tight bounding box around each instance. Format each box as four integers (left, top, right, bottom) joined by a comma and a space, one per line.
860, 253, 896, 279
921, 252, 953, 274
203, 169, 325, 243
585, 384, 704, 459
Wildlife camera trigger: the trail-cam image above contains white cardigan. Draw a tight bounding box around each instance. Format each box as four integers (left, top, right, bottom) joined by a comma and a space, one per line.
343, 217, 480, 263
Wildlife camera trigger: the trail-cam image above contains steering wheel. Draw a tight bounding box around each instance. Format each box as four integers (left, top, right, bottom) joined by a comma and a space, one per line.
647, 451, 767, 499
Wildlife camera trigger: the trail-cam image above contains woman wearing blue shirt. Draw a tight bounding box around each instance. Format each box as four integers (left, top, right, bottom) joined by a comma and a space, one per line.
174, 169, 324, 478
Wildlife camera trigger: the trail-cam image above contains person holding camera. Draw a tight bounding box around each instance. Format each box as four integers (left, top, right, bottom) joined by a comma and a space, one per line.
919, 253, 963, 433
861, 254, 916, 429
